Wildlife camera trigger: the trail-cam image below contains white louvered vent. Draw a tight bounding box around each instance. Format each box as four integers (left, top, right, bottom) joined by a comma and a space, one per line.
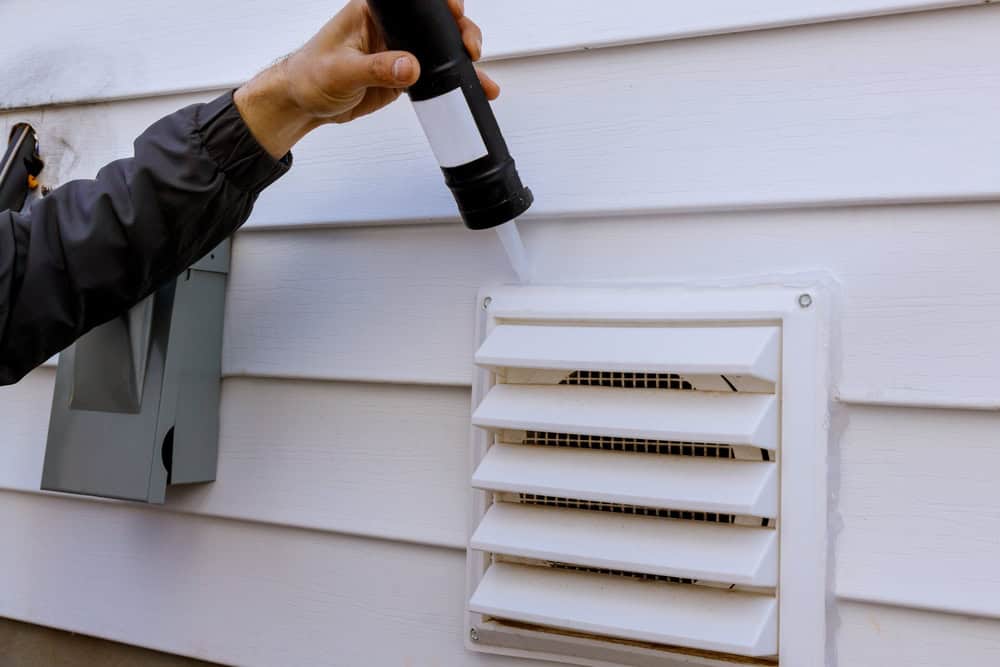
466, 286, 829, 667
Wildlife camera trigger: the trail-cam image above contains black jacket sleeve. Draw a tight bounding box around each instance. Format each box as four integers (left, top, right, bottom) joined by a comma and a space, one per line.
0, 91, 290, 386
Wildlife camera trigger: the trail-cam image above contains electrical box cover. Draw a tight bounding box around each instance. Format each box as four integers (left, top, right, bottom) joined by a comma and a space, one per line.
41, 243, 230, 503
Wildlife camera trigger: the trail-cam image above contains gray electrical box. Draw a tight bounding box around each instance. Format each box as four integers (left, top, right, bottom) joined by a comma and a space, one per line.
42, 243, 230, 504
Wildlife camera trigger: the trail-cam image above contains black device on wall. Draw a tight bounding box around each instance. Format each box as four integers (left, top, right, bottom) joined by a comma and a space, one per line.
0, 123, 44, 212
367, 0, 533, 230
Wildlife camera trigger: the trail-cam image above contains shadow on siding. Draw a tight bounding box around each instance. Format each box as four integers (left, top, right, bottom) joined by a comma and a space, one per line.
0, 617, 220, 667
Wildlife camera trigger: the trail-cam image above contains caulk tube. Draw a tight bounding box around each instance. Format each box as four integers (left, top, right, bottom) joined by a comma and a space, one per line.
367, 0, 533, 230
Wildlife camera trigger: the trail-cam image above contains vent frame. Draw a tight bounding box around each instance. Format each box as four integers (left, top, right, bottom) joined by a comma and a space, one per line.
467, 284, 831, 666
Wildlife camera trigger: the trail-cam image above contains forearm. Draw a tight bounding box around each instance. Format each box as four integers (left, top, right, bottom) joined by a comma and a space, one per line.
0, 92, 288, 385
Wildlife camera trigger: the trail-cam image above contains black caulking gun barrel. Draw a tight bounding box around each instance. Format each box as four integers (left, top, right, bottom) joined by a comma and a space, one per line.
367, 0, 534, 233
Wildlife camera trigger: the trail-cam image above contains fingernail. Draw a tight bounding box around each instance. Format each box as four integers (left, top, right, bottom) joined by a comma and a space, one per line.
393, 57, 412, 81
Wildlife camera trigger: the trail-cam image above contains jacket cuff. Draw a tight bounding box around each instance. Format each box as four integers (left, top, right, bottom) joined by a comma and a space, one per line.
197, 90, 292, 193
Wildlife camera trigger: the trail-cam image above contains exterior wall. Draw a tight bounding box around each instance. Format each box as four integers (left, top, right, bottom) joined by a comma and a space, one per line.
1, 2, 999, 664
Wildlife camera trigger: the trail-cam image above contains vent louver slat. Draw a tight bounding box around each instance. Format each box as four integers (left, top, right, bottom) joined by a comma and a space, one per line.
473, 442, 778, 517
469, 562, 778, 657
476, 324, 779, 384
473, 384, 778, 449
471, 503, 778, 586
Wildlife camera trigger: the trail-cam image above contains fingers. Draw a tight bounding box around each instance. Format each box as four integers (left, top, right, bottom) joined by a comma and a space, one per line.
476, 66, 501, 100
455, 9, 497, 99
349, 0, 490, 100
447, 0, 465, 21
349, 50, 421, 89
459, 16, 484, 61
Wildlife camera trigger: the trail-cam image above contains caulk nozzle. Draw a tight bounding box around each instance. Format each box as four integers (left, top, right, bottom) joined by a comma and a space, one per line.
495, 220, 531, 283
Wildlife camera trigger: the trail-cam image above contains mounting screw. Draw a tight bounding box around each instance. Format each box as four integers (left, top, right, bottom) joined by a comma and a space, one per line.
482, 297, 492, 311
469, 627, 480, 642
798, 293, 813, 309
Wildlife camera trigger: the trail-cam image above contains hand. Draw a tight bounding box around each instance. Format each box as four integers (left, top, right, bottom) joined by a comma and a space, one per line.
235, 0, 500, 159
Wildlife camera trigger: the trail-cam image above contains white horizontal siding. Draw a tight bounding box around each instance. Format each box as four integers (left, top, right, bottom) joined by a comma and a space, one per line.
22, 203, 1000, 406
20, 480, 995, 667
0, 490, 553, 667
837, 405, 1000, 619
3, 6, 999, 229
7, 370, 1000, 623
219, 224, 502, 385
0, 1, 979, 109
837, 602, 1000, 666
20, 434, 993, 667
220, 202, 1000, 406
256, 4, 1000, 227
0, 368, 55, 489
186, 378, 471, 548
0, 373, 471, 549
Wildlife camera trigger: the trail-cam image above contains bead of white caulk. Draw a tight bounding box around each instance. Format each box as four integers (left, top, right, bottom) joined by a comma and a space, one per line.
495, 220, 531, 283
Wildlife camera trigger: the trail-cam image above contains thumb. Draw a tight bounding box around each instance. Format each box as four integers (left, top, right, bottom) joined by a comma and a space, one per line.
350, 50, 420, 89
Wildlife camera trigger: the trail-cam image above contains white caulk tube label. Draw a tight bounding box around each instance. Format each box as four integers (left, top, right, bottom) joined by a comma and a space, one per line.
411, 88, 489, 168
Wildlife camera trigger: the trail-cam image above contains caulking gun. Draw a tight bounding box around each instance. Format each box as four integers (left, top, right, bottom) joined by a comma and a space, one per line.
367, 0, 534, 281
